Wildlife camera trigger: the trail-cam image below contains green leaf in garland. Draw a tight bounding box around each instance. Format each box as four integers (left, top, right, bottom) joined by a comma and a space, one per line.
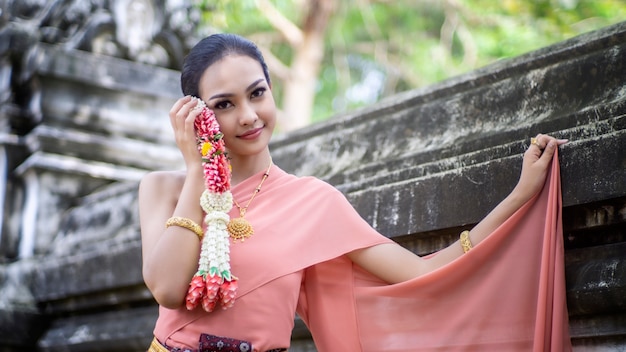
209, 267, 219, 276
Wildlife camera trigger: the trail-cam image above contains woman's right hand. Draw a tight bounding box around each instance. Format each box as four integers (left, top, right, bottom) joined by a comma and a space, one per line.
169, 96, 206, 170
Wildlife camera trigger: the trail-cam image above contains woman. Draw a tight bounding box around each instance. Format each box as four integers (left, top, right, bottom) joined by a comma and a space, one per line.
139, 33, 569, 351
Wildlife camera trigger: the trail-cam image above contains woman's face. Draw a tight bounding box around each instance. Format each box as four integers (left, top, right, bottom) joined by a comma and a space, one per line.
198, 55, 276, 161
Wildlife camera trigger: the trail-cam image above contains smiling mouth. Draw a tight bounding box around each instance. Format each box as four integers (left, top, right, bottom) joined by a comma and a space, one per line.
238, 126, 263, 139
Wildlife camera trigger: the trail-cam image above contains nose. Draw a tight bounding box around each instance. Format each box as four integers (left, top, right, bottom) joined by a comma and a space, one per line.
238, 102, 258, 126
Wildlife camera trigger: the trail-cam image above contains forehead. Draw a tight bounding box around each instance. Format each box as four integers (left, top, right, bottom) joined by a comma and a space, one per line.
198, 55, 266, 98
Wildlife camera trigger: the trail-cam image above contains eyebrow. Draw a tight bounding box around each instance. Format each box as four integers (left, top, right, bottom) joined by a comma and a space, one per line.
208, 78, 265, 101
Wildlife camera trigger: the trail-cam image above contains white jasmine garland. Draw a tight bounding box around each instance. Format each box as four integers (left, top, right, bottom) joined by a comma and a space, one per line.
200, 190, 233, 277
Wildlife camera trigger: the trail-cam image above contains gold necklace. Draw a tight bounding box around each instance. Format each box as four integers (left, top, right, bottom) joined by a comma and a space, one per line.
227, 161, 272, 242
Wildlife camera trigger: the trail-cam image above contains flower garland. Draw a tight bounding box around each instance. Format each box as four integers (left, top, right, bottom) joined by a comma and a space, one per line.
185, 98, 238, 312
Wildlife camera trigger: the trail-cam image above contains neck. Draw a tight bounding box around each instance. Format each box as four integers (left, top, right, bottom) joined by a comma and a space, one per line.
229, 150, 273, 186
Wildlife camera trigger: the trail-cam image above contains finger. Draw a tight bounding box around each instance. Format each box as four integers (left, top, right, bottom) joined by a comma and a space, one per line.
537, 139, 557, 165
181, 97, 206, 121
530, 134, 543, 149
524, 143, 542, 160
530, 134, 568, 150
190, 97, 206, 112
540, 136, 567, 149
172, 98, 200, 129
169, 96, 193, 130
183, 98, 206, 132
170, 96, 192, 119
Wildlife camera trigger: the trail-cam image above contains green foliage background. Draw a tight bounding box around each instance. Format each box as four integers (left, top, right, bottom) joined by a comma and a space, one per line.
194, 0, 626, 123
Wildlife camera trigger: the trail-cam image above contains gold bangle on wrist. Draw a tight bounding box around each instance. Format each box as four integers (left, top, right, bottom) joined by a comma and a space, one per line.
165, 217, 204, 240
460, 230, 473, 253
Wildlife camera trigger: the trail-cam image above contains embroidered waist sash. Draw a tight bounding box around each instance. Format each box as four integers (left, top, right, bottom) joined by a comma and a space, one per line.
149, 334, 286, 352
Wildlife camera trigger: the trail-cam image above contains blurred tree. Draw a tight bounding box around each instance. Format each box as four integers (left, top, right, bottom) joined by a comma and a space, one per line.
194, 0, 626, 132
257, 0, 336, 132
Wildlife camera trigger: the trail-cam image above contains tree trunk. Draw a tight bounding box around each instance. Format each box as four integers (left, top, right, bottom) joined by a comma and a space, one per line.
280, 0, 335, 132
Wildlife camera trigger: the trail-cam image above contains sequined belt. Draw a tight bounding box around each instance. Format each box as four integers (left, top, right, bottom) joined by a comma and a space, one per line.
149, 335, 287, 352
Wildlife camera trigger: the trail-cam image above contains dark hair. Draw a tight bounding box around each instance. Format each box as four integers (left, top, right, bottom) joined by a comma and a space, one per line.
181, 33, 271, 97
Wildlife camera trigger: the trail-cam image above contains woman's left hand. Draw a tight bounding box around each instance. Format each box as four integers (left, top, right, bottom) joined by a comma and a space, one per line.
513, 133, 568, 201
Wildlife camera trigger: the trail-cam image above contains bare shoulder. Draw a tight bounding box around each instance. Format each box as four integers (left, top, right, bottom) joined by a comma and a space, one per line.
139, 170, 186, 202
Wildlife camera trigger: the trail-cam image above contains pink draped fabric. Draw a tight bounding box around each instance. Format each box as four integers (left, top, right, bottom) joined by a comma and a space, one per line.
299, 152, 571, 351
154, 154, 571, 351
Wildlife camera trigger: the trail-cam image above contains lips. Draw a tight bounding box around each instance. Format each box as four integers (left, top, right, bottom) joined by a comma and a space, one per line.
238, 126, 264, 139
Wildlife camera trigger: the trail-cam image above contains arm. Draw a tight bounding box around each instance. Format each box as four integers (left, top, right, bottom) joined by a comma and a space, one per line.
348, 134, 567, 284
140, 96, 207, 308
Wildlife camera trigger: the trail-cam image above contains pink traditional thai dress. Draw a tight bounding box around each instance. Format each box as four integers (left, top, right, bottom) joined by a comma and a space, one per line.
153, 155, 571, 351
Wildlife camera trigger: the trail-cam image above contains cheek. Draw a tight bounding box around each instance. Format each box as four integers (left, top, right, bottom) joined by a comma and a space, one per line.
214, 109, 233, 127
260, 100, 277, 125
221, 134, 237, 153
214, 115, 236, 139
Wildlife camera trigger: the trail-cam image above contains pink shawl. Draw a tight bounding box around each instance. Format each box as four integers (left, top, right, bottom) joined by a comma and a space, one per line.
154, 154, 571, 351
299, 153, 571, 351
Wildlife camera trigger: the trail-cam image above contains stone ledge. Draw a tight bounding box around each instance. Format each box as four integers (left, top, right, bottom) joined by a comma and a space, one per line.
37, 306, 157, 352
24, 125, 181, 172
566, 242, 626, 316
38, 77, 179, 147
344, 125, 625, 238
37, 44, 181, 99
14, 152, 147, 182
570, 313, 626, 339
332, 109, 625, 194
30, 241, 144, 304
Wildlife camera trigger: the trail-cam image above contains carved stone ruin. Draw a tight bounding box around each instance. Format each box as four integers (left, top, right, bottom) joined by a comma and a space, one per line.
0, 1, 625, 350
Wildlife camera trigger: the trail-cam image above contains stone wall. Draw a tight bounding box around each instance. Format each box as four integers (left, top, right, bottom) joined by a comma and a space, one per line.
0, 2, 624, 350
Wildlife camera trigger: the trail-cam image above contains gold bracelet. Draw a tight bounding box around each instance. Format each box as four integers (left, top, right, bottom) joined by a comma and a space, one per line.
165, 217, 204, 240
459, 230, 473, 253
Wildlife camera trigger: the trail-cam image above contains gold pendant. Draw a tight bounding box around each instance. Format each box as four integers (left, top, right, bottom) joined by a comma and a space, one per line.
227, 217, 254, 241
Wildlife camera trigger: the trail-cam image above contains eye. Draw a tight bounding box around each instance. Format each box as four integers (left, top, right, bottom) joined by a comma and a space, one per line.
213, 100, 232, 110
251, 87, 266, 99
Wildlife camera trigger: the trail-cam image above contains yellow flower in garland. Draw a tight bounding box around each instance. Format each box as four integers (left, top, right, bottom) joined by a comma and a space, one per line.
201, 141, 213, 156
